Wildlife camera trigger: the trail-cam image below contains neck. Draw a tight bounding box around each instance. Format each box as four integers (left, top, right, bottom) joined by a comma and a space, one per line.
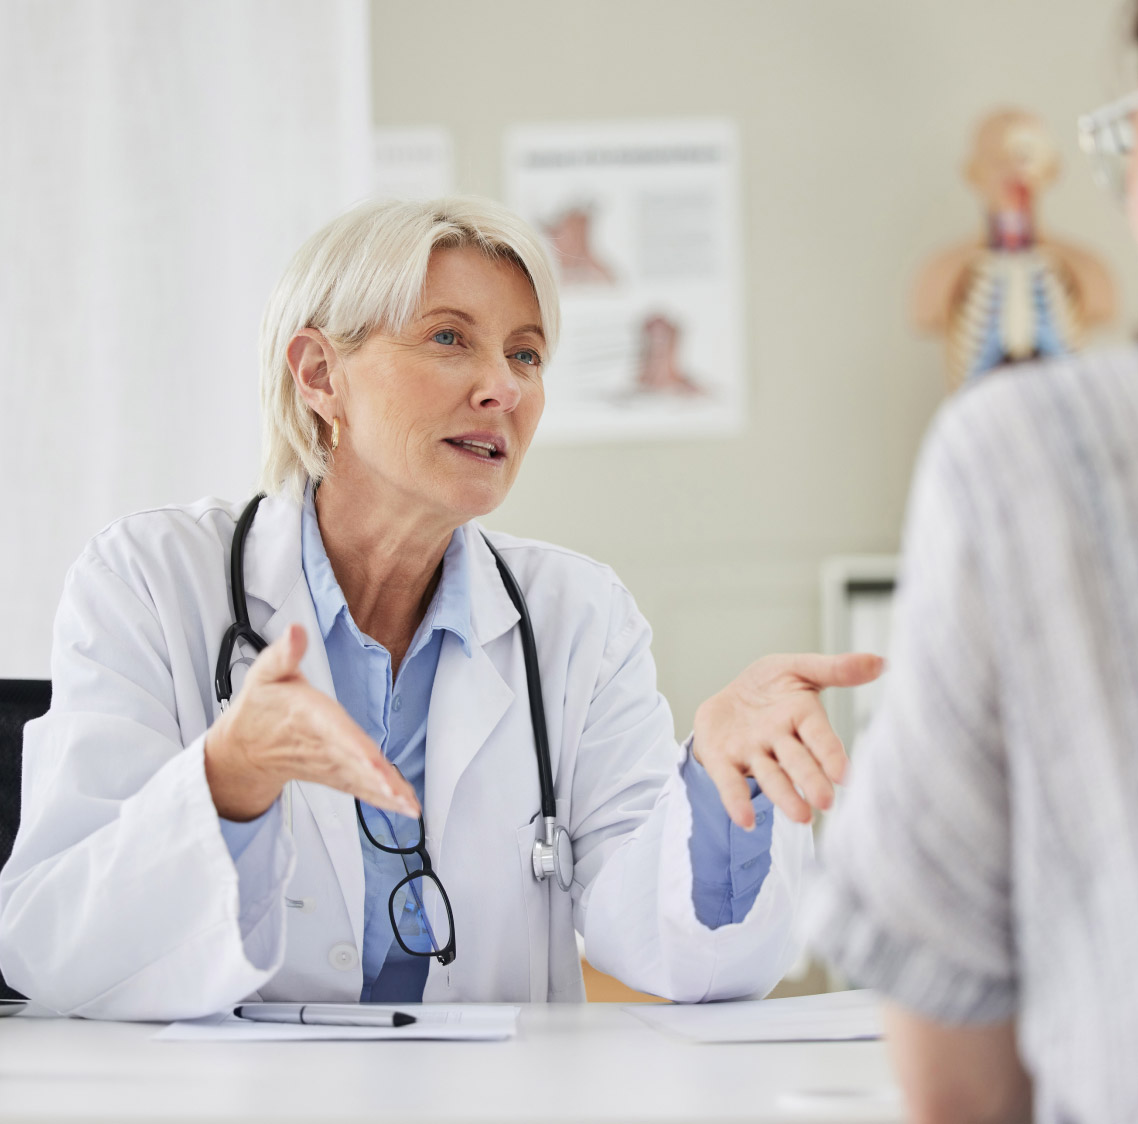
987, 207, 1035, 251
313, 473, 457, 670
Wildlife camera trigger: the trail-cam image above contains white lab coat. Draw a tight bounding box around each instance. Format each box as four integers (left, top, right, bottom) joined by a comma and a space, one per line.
0, 495, 810, 1020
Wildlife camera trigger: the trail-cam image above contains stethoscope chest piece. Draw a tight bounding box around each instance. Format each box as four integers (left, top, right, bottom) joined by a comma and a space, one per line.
533, 816, 574, 892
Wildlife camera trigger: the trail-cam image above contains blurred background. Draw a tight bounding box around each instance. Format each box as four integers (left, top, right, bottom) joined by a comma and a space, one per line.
3, 0, 1137, 1001
2, 3, 1136, 964
6, 0, 1137, 711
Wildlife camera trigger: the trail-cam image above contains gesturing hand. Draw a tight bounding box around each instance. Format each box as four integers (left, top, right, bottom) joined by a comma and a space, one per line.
692, 652, 885, 828
204, 623, 419, 822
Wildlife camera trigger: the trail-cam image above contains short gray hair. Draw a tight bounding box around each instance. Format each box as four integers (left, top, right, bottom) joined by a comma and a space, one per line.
258, 196, 561, 499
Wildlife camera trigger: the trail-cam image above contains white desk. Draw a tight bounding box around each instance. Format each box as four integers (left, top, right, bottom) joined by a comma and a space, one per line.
0, 1005, 903, 1124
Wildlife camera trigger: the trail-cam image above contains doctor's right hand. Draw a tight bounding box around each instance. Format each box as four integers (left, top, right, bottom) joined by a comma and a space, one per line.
203, 623, 420, 823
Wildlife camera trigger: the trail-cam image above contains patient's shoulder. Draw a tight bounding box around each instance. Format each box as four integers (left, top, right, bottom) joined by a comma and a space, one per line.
926, 347, 1138, 499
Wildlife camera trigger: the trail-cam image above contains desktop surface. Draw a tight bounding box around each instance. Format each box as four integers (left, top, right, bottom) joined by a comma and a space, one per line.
0, 1003, 902, 1124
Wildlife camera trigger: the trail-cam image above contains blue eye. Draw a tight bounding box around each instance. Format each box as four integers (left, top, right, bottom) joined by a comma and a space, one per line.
512, 349, 541, 366
433, 330, 457, 345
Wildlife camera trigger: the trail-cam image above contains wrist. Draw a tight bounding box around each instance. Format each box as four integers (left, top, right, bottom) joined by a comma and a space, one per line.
692, 701, 714, 765
204, 714, 281, 822
688, 735, 703, 767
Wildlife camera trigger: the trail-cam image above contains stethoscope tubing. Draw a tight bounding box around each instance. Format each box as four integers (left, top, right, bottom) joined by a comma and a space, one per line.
479, 535, 557, 823
214, 493, 561, 837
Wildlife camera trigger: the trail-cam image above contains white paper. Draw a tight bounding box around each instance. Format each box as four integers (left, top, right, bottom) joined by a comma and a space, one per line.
154, 1004, 519, 1042
505, 119, 746, 444
628, 989, 882, 1043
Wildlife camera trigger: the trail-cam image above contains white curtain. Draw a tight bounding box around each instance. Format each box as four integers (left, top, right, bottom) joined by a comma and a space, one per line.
0, 0, 373, 675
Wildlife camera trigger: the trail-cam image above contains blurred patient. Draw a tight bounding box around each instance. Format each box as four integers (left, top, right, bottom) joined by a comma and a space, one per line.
807, 48, 1138, 1124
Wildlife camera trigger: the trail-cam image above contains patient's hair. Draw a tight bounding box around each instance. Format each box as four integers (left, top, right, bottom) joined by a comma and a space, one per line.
258, 196, 560, 500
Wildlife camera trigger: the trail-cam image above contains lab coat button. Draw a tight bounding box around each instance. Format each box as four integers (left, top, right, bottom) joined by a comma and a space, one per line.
328, 943, 359, 971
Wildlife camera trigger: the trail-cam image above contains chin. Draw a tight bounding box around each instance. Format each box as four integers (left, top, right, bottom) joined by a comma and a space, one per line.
445, 486, 509, 523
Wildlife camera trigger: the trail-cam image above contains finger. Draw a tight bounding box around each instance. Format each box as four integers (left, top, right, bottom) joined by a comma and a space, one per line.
770, 735, 834, 811
315, 702, 420, 817
249, 623, 308, 685
777, 651, 885, 690
748, 754, 813, 824
699, 751, 759, 831
357, 764, 420, 819
366, 755, 420, 818
343, 742, 420, 818
338, 753, 420, 819
795, 705, 850, 785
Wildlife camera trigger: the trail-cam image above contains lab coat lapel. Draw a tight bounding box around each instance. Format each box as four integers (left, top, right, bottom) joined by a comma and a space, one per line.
240, 493, 365, 952
423, 525, 520, 848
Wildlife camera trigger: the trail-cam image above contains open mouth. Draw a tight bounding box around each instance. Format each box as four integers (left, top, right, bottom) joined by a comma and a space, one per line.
444, 438, 504, 461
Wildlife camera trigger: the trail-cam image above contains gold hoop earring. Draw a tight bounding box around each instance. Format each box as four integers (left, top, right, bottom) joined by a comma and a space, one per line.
331, 417, 340, 451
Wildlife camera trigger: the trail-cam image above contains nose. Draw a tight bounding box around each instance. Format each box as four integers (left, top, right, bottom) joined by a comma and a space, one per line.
471, 356, 522, 413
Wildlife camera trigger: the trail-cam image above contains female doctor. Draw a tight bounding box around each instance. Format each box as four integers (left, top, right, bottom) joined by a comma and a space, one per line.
0, 197, 880, 1020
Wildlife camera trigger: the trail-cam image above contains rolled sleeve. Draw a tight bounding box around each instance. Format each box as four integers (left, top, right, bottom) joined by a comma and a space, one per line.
681, 742, 773, 928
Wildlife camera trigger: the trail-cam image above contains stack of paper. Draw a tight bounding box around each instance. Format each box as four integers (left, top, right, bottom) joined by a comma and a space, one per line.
628, 989, 882, 1043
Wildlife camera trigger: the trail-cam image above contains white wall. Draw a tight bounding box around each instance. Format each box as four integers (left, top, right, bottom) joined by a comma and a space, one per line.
0, 0, 373, 677
5, 0, 1137, 719
371, 0, 1138, 732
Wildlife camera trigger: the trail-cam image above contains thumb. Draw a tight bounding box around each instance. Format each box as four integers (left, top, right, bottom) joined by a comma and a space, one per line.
250, 623, 308, 683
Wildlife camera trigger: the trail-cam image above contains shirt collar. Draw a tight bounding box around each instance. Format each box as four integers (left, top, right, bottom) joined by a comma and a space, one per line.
429, 526, 473, 657
300, 482, 472, 658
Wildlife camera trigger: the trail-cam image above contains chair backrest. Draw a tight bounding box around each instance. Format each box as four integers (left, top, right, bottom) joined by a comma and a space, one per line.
0, 678, 51, 1000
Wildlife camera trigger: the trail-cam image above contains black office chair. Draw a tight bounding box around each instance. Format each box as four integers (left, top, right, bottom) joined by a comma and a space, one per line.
0, 679, 51, 1001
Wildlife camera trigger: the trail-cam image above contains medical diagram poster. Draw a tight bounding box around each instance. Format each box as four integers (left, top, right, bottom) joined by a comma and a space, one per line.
504, 120, 746, 443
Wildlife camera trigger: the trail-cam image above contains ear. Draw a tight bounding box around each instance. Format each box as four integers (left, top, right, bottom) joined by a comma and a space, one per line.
287, 328, 340, 425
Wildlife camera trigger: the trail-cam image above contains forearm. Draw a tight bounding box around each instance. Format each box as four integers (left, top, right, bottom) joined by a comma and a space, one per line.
0, 734, 294, 1019
883, 1004, 1032, 1124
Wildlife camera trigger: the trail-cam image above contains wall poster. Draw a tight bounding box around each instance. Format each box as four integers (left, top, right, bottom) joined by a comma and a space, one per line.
504, 120, 745, 443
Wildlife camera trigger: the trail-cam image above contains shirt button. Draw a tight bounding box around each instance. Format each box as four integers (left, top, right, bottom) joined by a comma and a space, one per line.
328, 943, 359, 971
392, 694, 402, 713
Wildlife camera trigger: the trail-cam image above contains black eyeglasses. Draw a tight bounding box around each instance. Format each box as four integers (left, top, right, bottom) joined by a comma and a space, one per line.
355, 798, 456, 966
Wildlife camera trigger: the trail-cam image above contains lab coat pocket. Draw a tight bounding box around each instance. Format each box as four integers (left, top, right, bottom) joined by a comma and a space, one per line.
515, 817, 549, 1001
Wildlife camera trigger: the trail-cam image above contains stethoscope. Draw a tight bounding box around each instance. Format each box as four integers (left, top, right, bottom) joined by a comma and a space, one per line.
213, 493, 575, 893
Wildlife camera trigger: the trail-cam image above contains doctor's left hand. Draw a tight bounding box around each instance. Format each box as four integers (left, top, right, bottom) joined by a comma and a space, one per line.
692, 652, 884, 829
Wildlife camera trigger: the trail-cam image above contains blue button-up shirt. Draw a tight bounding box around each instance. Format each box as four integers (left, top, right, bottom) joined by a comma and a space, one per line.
220, 495, 774, 1000
302, 487, 472, 1002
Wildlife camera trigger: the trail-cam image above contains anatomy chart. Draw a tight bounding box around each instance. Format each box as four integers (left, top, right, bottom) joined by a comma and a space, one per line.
504, 120, 745, 443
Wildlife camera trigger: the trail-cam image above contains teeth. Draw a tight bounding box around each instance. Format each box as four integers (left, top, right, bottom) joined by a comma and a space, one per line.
453, 440, 498, 457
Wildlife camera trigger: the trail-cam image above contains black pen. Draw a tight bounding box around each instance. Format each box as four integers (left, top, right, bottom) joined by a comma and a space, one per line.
234, 1003, 416, 1027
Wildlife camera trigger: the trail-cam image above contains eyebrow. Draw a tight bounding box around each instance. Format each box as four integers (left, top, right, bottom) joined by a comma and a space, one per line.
418, 306, 546, 341
419, 306, 476, 325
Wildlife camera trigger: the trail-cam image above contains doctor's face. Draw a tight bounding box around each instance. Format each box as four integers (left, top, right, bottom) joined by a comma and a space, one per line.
334, 246, 547, 525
